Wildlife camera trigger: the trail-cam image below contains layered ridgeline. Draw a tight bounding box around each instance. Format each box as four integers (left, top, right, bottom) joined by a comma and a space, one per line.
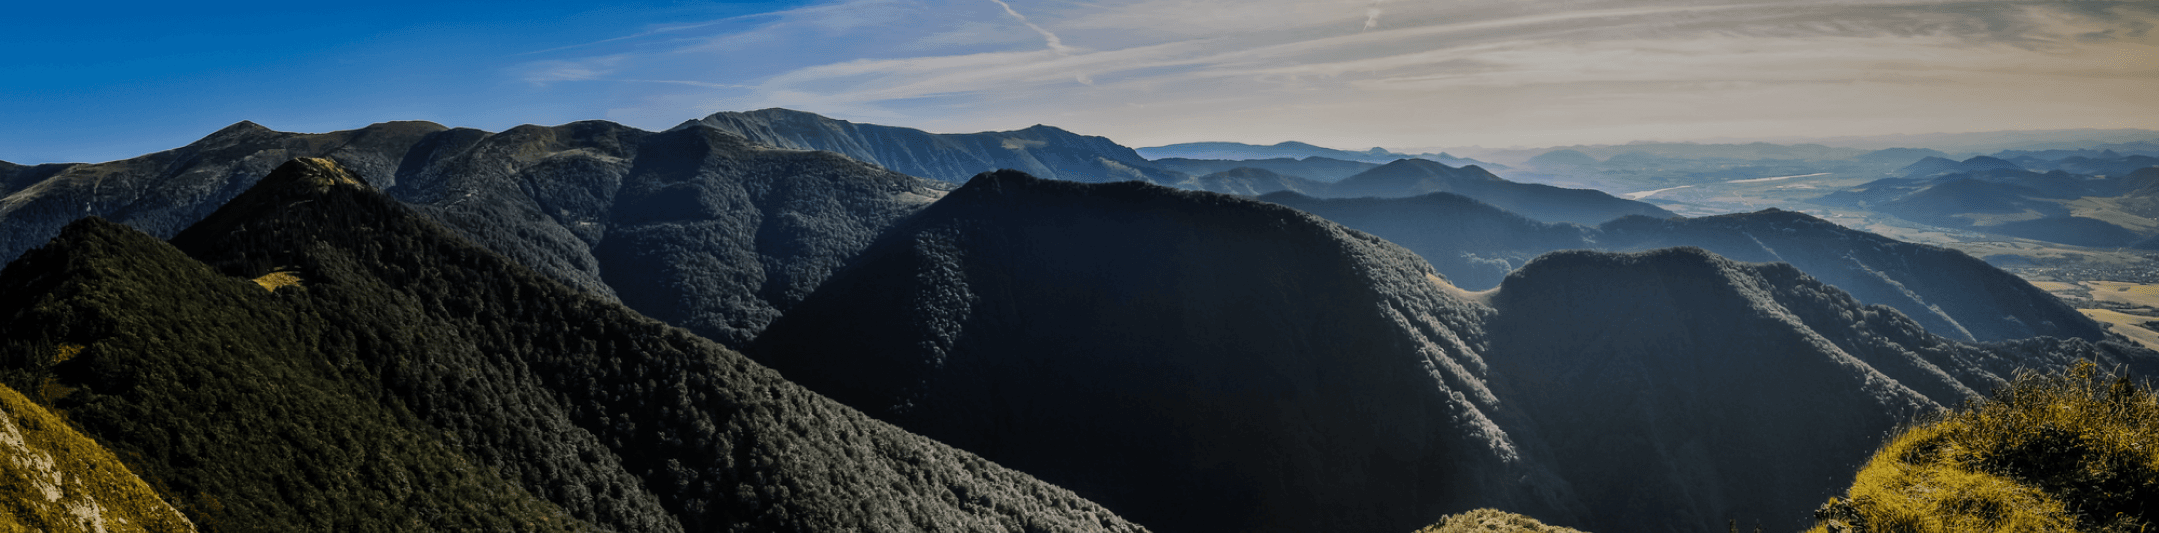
1187, 159, 1676, 225
751, 171, 2158, 533
1813, 157, 2159, 248
677, 108, 1184, 184
1263, 193, 2100, 343
0, 159, 1145, 533
1134, 141, 1497, 168
0, 119, 949, 348
0, 120, 464, 267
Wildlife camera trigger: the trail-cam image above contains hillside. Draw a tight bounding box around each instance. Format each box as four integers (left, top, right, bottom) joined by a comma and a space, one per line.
1150, 156, 1377, 182
1134, 141, 1493, 168
0, 119, 951, 349
1, 383, 196, 533
1167, 167, 1334, 196
394, 121, 949, 348
1255, 191, 1594, 289
1266, 191, 2102, 343
1481, 247, 2148, 531
679, 108, 1182, 184
1328, 159, 1677, 225
0, 120, 464, 267
754, 170, 1580, 533
1809, 361, 2156, 533
0, 158, 1146, 532
751, 170, 2158, 533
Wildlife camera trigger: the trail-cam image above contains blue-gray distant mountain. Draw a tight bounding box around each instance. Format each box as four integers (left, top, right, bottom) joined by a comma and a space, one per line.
1853, 147, 1951, 166
1150, 156, 1378, 182
1896, 155, 2024, 178
676, 108, 1182, 184
1136, 140, 1499, 168
1814, 162, 2159, 248
751, 170, 2158, 533
1264, 192, 2103, 343
1326, 159, 1678, 225
1163, 166, 1334, 196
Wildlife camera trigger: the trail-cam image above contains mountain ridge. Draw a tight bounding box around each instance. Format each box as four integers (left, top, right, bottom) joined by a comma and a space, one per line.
1, 158, 1149, 533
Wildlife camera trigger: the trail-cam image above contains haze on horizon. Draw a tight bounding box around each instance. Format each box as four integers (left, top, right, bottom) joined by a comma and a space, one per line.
5, 0, 2156, 164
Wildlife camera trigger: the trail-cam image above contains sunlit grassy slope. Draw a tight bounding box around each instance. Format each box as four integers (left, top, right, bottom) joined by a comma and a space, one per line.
1809, 361, 2157, 533
1413, 508, 1588, 533
0, 383, 195, 533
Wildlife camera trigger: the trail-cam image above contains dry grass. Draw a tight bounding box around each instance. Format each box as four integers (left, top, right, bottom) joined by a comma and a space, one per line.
2086, 282, 2159, 309
2078, 309, 2159, 352
252, 270, 303, 292
1809, 361, 2158, 533
1414, 508, 1588, 533
51, 344, 82, 365
0, 383, 197, 533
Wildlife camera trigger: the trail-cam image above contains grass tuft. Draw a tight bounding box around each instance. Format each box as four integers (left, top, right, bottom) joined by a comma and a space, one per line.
1414, 508, 1589, 533
251, 270, 302, 292
1809, 360, 2157, 533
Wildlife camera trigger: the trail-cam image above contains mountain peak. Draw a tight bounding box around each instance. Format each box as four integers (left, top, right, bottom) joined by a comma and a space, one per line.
260, 157, 373, 192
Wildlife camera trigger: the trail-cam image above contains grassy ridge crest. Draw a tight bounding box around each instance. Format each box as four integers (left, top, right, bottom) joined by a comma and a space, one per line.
1811, 360, 2158, 533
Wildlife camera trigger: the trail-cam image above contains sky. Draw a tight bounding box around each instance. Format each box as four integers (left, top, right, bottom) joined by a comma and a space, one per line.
4, 0, 2156, 164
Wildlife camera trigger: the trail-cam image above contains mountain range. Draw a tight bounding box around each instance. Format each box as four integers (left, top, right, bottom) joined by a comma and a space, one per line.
4, 111, 2154, 533
0, 158, 1145, 532
679, 108, 1183, 184
1814, 157, 2159, 248
751, 171, 2156, 532
1135, 141, 1495, 168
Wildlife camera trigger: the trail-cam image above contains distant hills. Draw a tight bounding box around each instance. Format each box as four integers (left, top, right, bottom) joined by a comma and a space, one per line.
1150, 156, 1377, 182
1161, 159, 1676, 225
1264, 191, 2100, 342
679, 108, 1183, 184
1814, 156, 2159, 248
1136, 140, 1497, 168
0, 159, 1146, 532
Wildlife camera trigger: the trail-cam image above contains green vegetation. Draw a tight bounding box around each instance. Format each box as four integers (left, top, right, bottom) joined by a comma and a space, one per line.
1810, 361, 2157, 533
1412, 509, 1587, 533
1, 383, 196, 533
1, 158, 1145, 532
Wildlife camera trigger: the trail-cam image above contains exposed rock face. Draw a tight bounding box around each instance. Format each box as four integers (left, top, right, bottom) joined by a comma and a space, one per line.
0, 159, 1148, 533
679, 108, 1183, 184
752, 171, 2158, 533
1, 383, 197, 533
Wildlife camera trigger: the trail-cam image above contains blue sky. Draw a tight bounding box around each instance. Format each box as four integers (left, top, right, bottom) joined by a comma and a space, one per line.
6, 0, 2156, 164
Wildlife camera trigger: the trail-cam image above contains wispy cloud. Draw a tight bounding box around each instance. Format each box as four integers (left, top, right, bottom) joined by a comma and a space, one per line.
512, 0, 2159, 147
988, 0, 1077, 55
